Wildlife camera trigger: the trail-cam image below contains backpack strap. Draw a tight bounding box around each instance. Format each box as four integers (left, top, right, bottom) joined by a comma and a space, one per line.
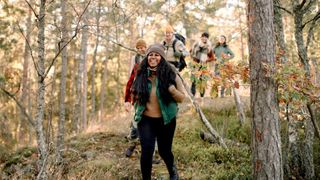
134, 54, 140, 64
172, 39, 178, 53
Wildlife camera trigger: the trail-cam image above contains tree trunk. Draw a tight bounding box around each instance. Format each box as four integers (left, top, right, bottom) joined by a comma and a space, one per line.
90, 0, 101, 121
98, 56, 108, 122
248, 0, 283, 179
80, 15, 89, 130
47, 65, 56, 147
232, 87, 245, 125
302, 113, 315, 179
35, 0, 48, 179
273, 0, 287, 62
288, 113, 301, 178
18, 2, 32, 146
292, 2, 316, 179
56, 0, 68, 164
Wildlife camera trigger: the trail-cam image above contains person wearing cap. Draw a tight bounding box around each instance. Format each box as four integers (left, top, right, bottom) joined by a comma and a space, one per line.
132, 44, 185, 180
163, 25, 189, 70
213, 35, 234, 97
128, 39, 147, 75
124, 39, 147, 157
190, 32, 214, 98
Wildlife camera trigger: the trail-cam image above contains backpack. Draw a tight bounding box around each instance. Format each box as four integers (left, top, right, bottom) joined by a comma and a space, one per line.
134, 54, 144, 64
164, 33, 187, 72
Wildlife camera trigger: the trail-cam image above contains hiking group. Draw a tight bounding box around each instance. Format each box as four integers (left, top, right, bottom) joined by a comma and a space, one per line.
123, 25, 234, 180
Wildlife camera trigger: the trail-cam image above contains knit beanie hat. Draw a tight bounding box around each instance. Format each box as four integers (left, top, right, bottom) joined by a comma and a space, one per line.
165, 25, 174, 33
146, 44, 166, 60
201, 32, 209, 38
135, 39, 147, 48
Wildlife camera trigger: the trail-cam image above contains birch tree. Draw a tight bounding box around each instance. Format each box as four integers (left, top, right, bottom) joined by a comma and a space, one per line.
34, 0, 48, 178
56, 0, 69, 164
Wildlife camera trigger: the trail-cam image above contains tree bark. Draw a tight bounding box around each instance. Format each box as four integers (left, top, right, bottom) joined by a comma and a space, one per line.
80, 14, 89, 130
56, 0, 68, 164
232, 87, 245, 125
302, 112, 315, 179
292, 2, 316, 179
19, 1, 33, 146
274, 0, 287, 62
248, 0, 283, 179
35, 0, 48, 179
90, 0, 101, 121
98, 56, 109, 122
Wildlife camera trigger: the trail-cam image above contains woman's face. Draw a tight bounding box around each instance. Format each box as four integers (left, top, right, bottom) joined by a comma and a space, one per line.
201, 36, 208, 44
218, 36, 226, 44
148, 52, 161, 68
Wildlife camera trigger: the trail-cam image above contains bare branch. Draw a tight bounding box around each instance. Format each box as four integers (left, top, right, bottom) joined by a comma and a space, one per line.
43, 0, 92, 80
87, 29, 138, 53
24, 0, 38, 18
302, 9, 320, 28
110, 39, 138, 53
0, 87, 35, 127
307, 104, 320, 139
305, 19, 317, 50
274, 5, 293, 15
301, 0, 316, 14
299, 0, 307, 9
17, 23, 41, 77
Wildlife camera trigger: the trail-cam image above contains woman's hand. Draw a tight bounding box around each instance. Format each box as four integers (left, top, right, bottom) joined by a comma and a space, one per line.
124, 102, 132, 112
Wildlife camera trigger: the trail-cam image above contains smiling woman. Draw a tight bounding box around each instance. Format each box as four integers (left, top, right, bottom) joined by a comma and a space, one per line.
131, 44, 185, 180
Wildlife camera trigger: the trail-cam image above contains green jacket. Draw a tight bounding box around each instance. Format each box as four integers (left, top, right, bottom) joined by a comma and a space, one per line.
213, 45, 234, 63
134, 78, 178, 125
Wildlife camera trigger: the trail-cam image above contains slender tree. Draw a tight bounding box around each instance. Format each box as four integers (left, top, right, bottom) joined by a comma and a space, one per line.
35, 0, 48, 178
80, 12, 89, 130
248, 0, 283, 179
56, 0, 69, 164
90, 0, 102, 120
19, 0, 33, 145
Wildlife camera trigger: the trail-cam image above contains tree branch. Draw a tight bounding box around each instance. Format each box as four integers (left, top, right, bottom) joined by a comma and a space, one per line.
301, 0, 316, 14
17, 23, 41, 77
299, 0, 307, 10
93, 32, 138, 53
0, 87, 35, 127
177, 73, 228, 149
24, 0, 38, 18
307, 103, 320, 139
305, 19, 317, 51
274, 5, 293, 15
302, 9, 320, 29
43, 0, 92, 80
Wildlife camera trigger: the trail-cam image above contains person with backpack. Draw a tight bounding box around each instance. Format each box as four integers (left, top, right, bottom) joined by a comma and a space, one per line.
163, 25, 189, 72
132, 44, 185, 180
213, 35, 234, 97
189, 32, 214, 98
124, 39, 147, 157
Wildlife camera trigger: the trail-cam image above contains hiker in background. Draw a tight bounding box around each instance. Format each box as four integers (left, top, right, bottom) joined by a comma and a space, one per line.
163, 25, 189, 71
132, 44, 185, 180
124, 39, 147, 157
213, 35, 234, 98
128, 39, 147, 76
190, 32, 214, 98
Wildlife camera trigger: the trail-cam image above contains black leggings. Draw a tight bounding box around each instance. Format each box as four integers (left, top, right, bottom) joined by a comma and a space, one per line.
138, 115, 176, 180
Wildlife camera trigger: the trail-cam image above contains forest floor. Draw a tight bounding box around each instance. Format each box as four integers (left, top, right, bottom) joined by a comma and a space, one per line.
0, 95, 267, 179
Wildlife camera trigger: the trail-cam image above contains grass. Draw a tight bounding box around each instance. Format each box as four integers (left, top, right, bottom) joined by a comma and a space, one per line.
1, 96, 318, 179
